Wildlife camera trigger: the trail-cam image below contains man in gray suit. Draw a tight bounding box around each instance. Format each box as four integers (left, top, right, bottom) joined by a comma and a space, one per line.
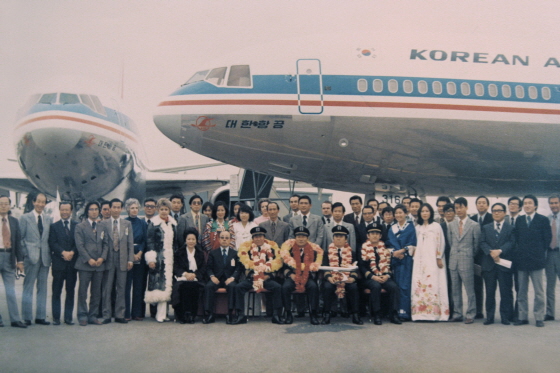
282, 194, 300, 223
447, 197, 481, 324
289, 195, 324, 245
75, 202, 107, 326
545, 194, 560, 321
100, 198, 134, 324
20, 192, 52, 325
176, 195, 209, 245
322, 202, 356, 252
0, 195, 27, 328
259, 202, 289, 247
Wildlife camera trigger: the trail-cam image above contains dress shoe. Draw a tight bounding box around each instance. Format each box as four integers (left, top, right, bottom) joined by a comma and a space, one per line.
271, 314, 285, 324
390, 313, 402, 325
189, 316, 196, 324
536, 320, 545, 327
102, 319, 112, 324
132, 317, 144, 321
501, 320, 511, 325
64, 320, 75, 326
483, 319, 494, 325
321, 313, 331, 325
284, 311, 294, 325
310, 312, 320, 325
203, 314, 215, 324
115, 318, 128, 324
53, 319, 61, 325
232, 315, 248, 325
330, 310, 337, 317
514, 320, 529, 326
24, 320, 32, 326
89, 319, 103, 325
544, 315, 555, 321
475, 313, 484, 319
450, 317, 463, 322
35, 319, 51, 325
0, 321, 3, 327
79, 320, 88, 326
464, 318, 474, 324
295, 312, 306, 318
11, 321, 27, 328
352, 313, 363, 325
225, 314, 233, 325
373, 313, 382, 325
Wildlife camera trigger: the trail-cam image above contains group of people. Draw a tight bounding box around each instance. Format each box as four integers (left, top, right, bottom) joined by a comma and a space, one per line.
0, 191, 558, 329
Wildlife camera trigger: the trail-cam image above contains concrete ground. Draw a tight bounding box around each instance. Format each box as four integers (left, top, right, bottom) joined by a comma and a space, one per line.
1, 276, 559, 373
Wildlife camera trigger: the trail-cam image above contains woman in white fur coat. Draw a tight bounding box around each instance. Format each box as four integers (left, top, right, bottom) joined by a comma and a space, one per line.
145, 198, 177, 322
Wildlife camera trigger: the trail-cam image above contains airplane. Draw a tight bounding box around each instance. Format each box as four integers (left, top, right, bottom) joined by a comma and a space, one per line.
153, 34, 560, 198
1, 88, 228, 212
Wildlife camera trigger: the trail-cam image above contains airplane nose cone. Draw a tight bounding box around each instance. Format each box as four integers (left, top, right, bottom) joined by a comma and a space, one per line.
153, 113, 182, 145
31, 127, 82, 154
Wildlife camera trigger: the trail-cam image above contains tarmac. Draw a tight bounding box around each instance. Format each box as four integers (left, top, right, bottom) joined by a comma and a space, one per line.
1, 276, 560, 373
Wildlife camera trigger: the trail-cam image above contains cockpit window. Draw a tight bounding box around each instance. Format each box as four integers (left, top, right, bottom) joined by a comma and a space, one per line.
38, 93, 57, 104
205, 67, 227, 85
90, 95, 106, 116
227, 65, 251, 87
79, 94, 96, 112
60, 93, 80, 105
183, 70, 209, 85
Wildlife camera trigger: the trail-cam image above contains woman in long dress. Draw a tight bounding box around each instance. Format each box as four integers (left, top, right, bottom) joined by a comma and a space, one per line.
387, 204, 417, 321
411, 204, 450, 321
232, 205, 257, 250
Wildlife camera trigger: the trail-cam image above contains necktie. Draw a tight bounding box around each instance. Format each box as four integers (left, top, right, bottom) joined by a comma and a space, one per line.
355, 214, 359, 225
196, 214, 200, 232
174, 213, 179, 221
527, 216, 532, 227
2, 217, 11, 248
303, 215, 307, 227
551, 215, 558, 249
271, 221, 276, 237
92, 221, 96, 232
38, 215, 43, 237
222, 248, 227, 265
511, 216, 514, 225
338, 248, 342, 266
64, 220, 70, 236
459, 220, 463, 236
327, 217, 331, 224
147, 219, 151, 224
495, 222, 501, 239
113, 220, 119, 251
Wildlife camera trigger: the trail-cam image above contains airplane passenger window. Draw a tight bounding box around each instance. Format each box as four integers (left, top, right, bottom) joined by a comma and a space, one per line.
403, 80, 413, 93
60, 93, 80, 105
418, 80, 428, 94
38, 93, 57, 104
446, 82, 456, 95
206, 67, 227, 86
515, 85, 525, 99
502, 84, 511, 98
183, 70, 209, 85
90, 95, 106, 116
488, 84, 498, 97
461, 82, 471, 96
373, 79, 383, 93
432, 81, 442, 94
528, 86, 538, 99
475, 83, 484, 97
79, 95, 96, 112
357, 79, 367, 92
227, 65, 251, 87
388, 79, 398, 93
542, 87, 551, 100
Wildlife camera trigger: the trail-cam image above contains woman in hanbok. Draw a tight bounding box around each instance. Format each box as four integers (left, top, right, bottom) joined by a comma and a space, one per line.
388, 204, 417, 321
232, 205, 257, 250
411, 204, 450, 321
201, 201, 235, 253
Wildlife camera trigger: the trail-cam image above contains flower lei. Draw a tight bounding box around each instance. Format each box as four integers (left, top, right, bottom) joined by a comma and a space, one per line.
361, 241, 390, 276
328, 243, 353, 299
280, 239, 323, 293
238, 239, 281, 292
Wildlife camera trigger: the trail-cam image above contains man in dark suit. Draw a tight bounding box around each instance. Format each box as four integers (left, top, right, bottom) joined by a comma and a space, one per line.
48, 202, 78, 325
366, 198, 382, 225
321, 201, 333, 225
100, 198, 134, 324
260, 202, 289, 247
470, 195, 493, 320
440, 203, 456, 317
343, 195, 364, 227
203, 230, 241, 324
169, 193, 185, 223
479, 203, 516, 325
355, 206, 378, 252
0, 195, 27, 328
513, 195, 552, 327
545, 194, 560, 321
282, 194, 300, 223
381, 206, 396, 243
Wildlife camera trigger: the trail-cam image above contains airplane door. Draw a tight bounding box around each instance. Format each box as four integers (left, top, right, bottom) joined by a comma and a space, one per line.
296, 59, 323, 114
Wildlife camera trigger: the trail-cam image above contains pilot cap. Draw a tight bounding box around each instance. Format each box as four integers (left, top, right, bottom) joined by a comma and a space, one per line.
293, 226, 310, 237
250, 226, 267, 237
331, 225, 349, 235
366, 222, 383, 234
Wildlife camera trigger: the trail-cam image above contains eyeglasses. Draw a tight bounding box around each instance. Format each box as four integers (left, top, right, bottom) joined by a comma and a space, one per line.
492, 209, 505, 213
144, 205, 156, 208
191, 201, 202, 205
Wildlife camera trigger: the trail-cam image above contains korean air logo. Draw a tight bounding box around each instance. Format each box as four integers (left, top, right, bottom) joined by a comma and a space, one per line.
190, 116, 216, 131
357, 48, 376, 58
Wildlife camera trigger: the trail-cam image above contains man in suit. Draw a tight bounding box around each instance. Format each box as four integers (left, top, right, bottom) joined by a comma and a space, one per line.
435, 196, 451, 223
479, 203, 516, 325
176, 195, 208, 245
545, 194, 560, 321
407, 198, 422, 224
203, 230, 241, 324
48, 202, 78, 325
289, 195, 324, 245
447, 197, 481, 324
260, 202, 289, 247
0, 195, 27, 328
143, 198, 157, 318
321, 201, 333, 225
507, 196, 523, 226
75, 202, 107, 326
283, 194, 300, 223
20, 192, 52, 325
401, 197, 412, 211
440, 203, 456, 317
169, 193, 185, 222
381, 206, 396, 243
100, 200, 111, 221
100, 198, 134, 324
366, 198, 382, 225
343, 195, 364, 227
471, 195, 493, 319
322, 202, 356, 252
355, 206, 378, 252
513, 195, 552, 327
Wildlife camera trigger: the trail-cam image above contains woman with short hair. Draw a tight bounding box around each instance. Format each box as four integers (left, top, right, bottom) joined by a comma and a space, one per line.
232, 205, 258, 250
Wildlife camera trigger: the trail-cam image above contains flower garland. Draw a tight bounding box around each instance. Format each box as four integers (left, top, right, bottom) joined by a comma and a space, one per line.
361, 241, 390, 276
327, 243, 353, 299
238, 239, 282, 292
280, 239, 323, 293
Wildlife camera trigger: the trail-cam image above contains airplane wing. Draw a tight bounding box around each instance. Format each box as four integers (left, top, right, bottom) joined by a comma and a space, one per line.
0, 170, 39, 195
148, 162, 224, 173
145, 172, 228, 197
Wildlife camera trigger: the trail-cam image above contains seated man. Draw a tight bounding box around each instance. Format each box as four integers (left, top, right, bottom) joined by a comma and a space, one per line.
360, 223, 401, 325
280, 227, 323, 325
233, 227, 284, 324
322, 225, 363, 325
203, 231, 242, 324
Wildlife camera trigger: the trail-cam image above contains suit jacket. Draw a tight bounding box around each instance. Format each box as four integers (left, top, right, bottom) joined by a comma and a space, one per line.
100, 218, 135, 272
74, 220, 108, 271
173, 246, 206, 282
470, 213, 494, 226
322, 220, 356, 252
19, 211, 52, 266
440, 221, 451, 266
206, 246, 242, 282
446, 217, 481, 271
355, 220, 381, 250
514, 213, 552, 271
479, 220, 515, 272
48, 219, 78, 271
259, 219, 290, 247
2, 215, 24, 266
289, 213, 324, 245
283, 212, 298, 223
343, 212, 364, 227
176, 212, 209, 245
